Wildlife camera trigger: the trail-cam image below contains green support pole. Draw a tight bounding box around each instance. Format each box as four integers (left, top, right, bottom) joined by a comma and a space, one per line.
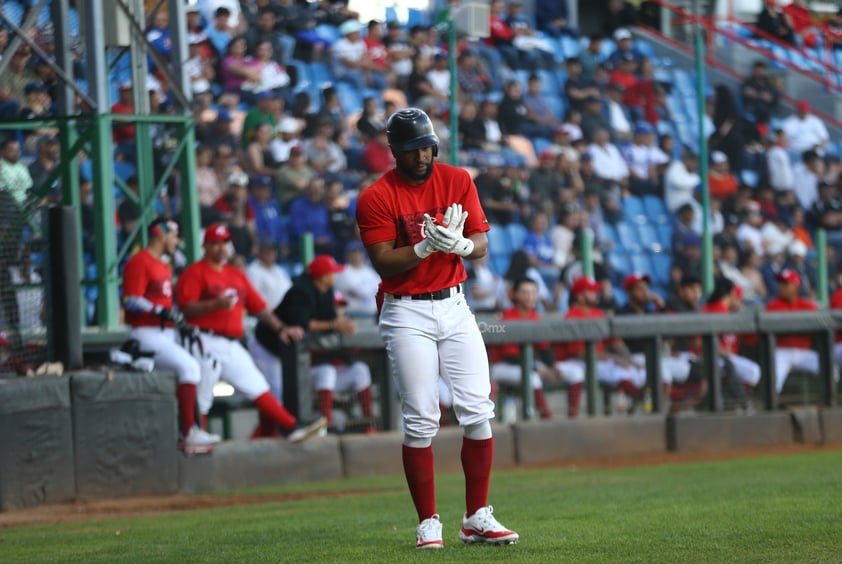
519, 343, 536, 420
300, 233, 315, 269
177, 120, 201, 262
579, 229, 598, 415
695, 20, 713, 296
448, 21, 458, 165
135, 121, 157, 248
91, 114, 119, 329
58, 119, 83, 312
816, 229, 828, 308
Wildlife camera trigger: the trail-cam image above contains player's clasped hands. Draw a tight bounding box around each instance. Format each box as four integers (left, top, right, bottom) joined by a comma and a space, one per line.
423, 202, 475, 257
279, 325, 305, 344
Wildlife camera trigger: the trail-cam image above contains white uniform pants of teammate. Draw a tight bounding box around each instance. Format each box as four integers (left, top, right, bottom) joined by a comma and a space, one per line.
311, 361, 372, 394
379, 293, 493, 438
631, 352, 693, 384
194, 332, 270, 414
776, 347, 839, 393
129, 327, 201, 385
247, 333, 283, 402
491, 360, 585, 389
721, 354, 761, 387
563, 358, 647, 389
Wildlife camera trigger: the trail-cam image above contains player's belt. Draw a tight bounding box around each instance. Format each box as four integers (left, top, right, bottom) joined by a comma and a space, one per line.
391, 285, 462, 301
197, 328, 239, 341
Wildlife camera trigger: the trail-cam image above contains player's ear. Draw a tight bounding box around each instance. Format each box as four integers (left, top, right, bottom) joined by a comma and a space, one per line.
432, 145, 438, 158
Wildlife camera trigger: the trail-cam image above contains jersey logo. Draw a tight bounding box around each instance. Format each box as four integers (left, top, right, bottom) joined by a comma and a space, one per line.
397, 209, 441, 246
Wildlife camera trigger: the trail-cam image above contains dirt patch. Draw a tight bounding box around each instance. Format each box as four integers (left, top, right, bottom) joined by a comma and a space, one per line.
2, 444, 839, 529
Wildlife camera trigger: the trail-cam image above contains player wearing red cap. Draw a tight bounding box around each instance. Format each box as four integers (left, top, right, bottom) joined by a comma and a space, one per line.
175, 223, 326, 443
122, 218, 221, 450
356, 108, 518, 549
256, 254, 376, 433
556, 275, 647, 408
764, 268, 825, 393
489, 278, 585, 419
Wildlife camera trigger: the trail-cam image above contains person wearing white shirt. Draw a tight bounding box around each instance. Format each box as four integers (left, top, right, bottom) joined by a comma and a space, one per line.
782, 101, 829, 154
766, 129, 794, 193
605, 84, 632, 141
464, 254, 506, 313
333, 241, 380, 319
588, 128, 628, 186
245, 243, 292, 311
664, 147, 700, 214
624, 122, 670, 195
791, 149, 823, 211
760, 214, 794, 256
736, 202, 765, 255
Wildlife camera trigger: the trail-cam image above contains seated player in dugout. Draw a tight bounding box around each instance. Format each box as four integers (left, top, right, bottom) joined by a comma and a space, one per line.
489, 277, 585, 419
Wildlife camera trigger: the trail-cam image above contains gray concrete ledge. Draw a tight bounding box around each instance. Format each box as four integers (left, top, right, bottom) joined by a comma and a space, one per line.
667, 412, 796, 452
820, 408, 842, 445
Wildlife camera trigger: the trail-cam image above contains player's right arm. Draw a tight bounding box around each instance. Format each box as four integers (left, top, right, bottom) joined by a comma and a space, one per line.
365, 240, 425, 279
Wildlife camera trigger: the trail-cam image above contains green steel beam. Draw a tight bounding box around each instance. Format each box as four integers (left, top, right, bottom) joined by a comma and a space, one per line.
90, 114, 119, 329
176, 120, 201, 262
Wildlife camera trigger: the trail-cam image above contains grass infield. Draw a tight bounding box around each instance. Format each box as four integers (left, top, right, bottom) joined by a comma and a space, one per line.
2, 449, 841, 563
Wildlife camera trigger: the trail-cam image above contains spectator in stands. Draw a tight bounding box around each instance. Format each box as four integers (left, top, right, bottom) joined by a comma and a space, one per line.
785, 239, 815, 298
276, 144, 316, 209
765, 269, 827, 393
407, 52, 446, 107
608, 28, 643, 67
304, 122, 349, 181
383, 20, 414, 90
793, 149, 823, 211
221, 35, 261, 103
490, 278, 575, 419
270, 116, 304, 165
213, 169, 257, 258
808, 182, 842, 251
185, 35, 215, 99
325, 179, 357, 249
457, 100, 487, 152
559, 109, 584, 143
504, 249, 554, 311
0, 139, 32, 209
523, 74, 561, 133
605, 83, 633, 141
736, 200, 765, 255
288, 177, 334, 257
206, 7, 236, 58
19, 82, 55, 151
664, 145, 700, 214
580, 96, 611, 142
250, 40, 291, 97
487, 0, 520, 70
331, 19, 387, 91
245, 122, 283, 179
505, 0, 555, 70
465, 253, 506, 313
497, 80, 555, 140
362, 128, 395, 175
709, 84, 760, 173
708, 150, 740, 200
456, 49, 493, 103
739, 247, 768, 302
334, 241, 380, 319
550, 202, 583, 267
315, 86, 347, 140
608, 53, 638, 93
0, 46, 35, 105
766, 128, 794, 195
536, 0, 577, 38
740, 60, 779, 127
783, 0, 819, 47
364, 20, 394, 88
522, 211, 560, 279
146, 10, 172, 70
246, 7, 296, 66
426, 52, 451, 98
756, 0, 796, 45
588, 128, 629, 189
604, 1, 638, 38
241, 91, 279, 148
476, 157, 522, 225
248, 174, 289, 260
782, 101, 829, 155
529, 150, 565, 216
624, 122, 668, 196
27, 135, 59, 193
356, 96, 385, 142
246, 241, 292, 311
564, 57, 601, 112
110, 82, 136, 150
196, 108, 236, 153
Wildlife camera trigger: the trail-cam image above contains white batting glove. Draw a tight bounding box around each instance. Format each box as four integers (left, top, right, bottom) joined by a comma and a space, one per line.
425, 212, 474, 257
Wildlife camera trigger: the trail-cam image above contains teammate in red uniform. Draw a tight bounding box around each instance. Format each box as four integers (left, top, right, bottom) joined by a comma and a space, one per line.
490, 277, 585, 419
175, 223, 326, 442
830, 285, 842, 371
356, 108, 518, 549
122, 218, 220, 450
556, 276, 647, 408
764, 269, 825, 393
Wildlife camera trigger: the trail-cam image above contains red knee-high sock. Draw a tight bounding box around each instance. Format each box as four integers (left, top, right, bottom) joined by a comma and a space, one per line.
534, 388, 553, 419
461, 437, 493, 517
567, 382, 583, 418
200, 414, 208, 431
402, 444, 436, 521
254, 391, 297, 431
617, 380, 640, 398
317, 390, 333, 423
357, 386, 374, 418
176, 383, 198, 437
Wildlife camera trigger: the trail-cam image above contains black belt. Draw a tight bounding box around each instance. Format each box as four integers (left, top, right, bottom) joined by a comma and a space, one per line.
391, 285, 461, 301
198, 328, 238, 341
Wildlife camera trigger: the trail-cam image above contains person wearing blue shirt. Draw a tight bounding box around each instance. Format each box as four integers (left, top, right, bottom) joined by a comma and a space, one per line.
535, 0, 578, 38
287, 177, 335, 257
522, 212, 560, 288
248, 174, 290, 259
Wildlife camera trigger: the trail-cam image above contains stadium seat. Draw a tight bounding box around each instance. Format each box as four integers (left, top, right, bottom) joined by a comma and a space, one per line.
314, 24, 340, 44
532, 137, 553, 157
491, 253, 511, 276
506, 223, 528, 250
606, 250, 632, 278
487, 224, 511, 255
602, 223, 621, 251
1, 2, 23, 26
629, 252, 653, 276
621, 195, 645, 222
637, 223, 661, 252
656, 223, 673, 251
335, 82, 363, 114
651, 253, 672, 286
642, 195, 668, 224
561, 36, 581, 59
614, 221, 641, 252
309, 62, 333, 86
546, 94, 565, 120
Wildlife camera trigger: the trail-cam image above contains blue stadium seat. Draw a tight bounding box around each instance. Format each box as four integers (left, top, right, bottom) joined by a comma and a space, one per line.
606, 250, 632, 277
642, 195, 668, 224
532, 137, 553, 157
651, 253, 672, 286
1, 2, 23, 26
629, 252, 653, 276
506, 223, 528, 250
614, 221, 641, 253
487, 224, 511, 255
561, 36, 581, 59
546, 94, 565, 120
602, 223, 621, 250
309, 62, 333, 86
637, 223, 661, 252
621, 195, 645, 222
335, 82, 363, 113
656, 223, 673, 251
536, 70, 559, 95
613, 287, 628, 308
314, 24, 340, 44
635, 40, 655, 59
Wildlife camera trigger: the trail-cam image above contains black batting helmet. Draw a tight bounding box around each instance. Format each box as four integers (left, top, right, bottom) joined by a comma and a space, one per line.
386, 108, 439, 156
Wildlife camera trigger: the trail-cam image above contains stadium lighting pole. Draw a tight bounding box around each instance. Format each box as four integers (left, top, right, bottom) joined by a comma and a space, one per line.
447, 18, 459, 165
693, 1, 713, 296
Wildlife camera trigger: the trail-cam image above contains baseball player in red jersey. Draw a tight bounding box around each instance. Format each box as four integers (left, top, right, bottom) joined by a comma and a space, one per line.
489, 277, 585, 419
356, 108, 518, 549
175, 223, 326, 443
556, 276, 647, 407
122, 218, 220, 450
830, 286, 842, 370
764, 269, 837, 393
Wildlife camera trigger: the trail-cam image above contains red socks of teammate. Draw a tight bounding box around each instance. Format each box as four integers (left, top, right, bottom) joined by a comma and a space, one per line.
357, 386, 374, 418
254, 391, 297, 431
567, 382, 583, 418
461, 437, 493, 517
317, 390, 333, 423
403, 444, 437, 521
534, 389, 553, 419
176, 383, 198, 437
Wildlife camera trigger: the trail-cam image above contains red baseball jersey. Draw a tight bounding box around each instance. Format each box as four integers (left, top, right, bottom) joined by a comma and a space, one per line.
831, 288, 842, 342
175, 259, 266, 338
555, 305, 606, 360
489, 308, 549, 363
123, 249, 174, 327
356, 163, 490, 295
701, 301, 739, 354
765, 296, 818, 349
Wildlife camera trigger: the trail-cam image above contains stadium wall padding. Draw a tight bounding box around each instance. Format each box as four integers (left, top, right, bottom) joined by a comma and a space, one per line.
0, 376, 75, 510
71, 370, 179, 499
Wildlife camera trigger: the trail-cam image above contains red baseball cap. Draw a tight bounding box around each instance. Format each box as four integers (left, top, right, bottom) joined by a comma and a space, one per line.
308, 254, 344, 278
775, 268, 801, 287
795, 100, 811, 113
570, 275, 602, 295
203, 223, 231, 244
623, 272, 651, 291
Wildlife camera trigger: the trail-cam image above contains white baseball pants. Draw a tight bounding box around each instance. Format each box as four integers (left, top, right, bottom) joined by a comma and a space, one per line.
564, 358, 647, 389
129, 327, 201, 385
196, 333, 270, 399
311, 361, 372, 393
247, 333, 283, 401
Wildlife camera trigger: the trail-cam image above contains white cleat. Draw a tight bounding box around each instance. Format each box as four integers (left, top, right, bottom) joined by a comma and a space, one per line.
416, 514, 444, 550
183, 426, 221, 447
459, 505, 519, 545
288, 417, 328, 443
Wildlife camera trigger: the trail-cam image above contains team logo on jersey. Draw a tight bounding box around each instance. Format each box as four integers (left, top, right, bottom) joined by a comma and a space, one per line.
397, 209, 441, 246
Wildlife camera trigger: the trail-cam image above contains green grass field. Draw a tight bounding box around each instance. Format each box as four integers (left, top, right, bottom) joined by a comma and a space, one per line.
3, 450, 841, 563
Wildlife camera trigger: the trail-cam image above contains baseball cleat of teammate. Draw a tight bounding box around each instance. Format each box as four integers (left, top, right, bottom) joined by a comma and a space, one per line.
356, 107, 518, 549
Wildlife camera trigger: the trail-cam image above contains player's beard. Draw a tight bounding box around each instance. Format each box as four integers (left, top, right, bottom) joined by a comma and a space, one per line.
398, 160, 434, 183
